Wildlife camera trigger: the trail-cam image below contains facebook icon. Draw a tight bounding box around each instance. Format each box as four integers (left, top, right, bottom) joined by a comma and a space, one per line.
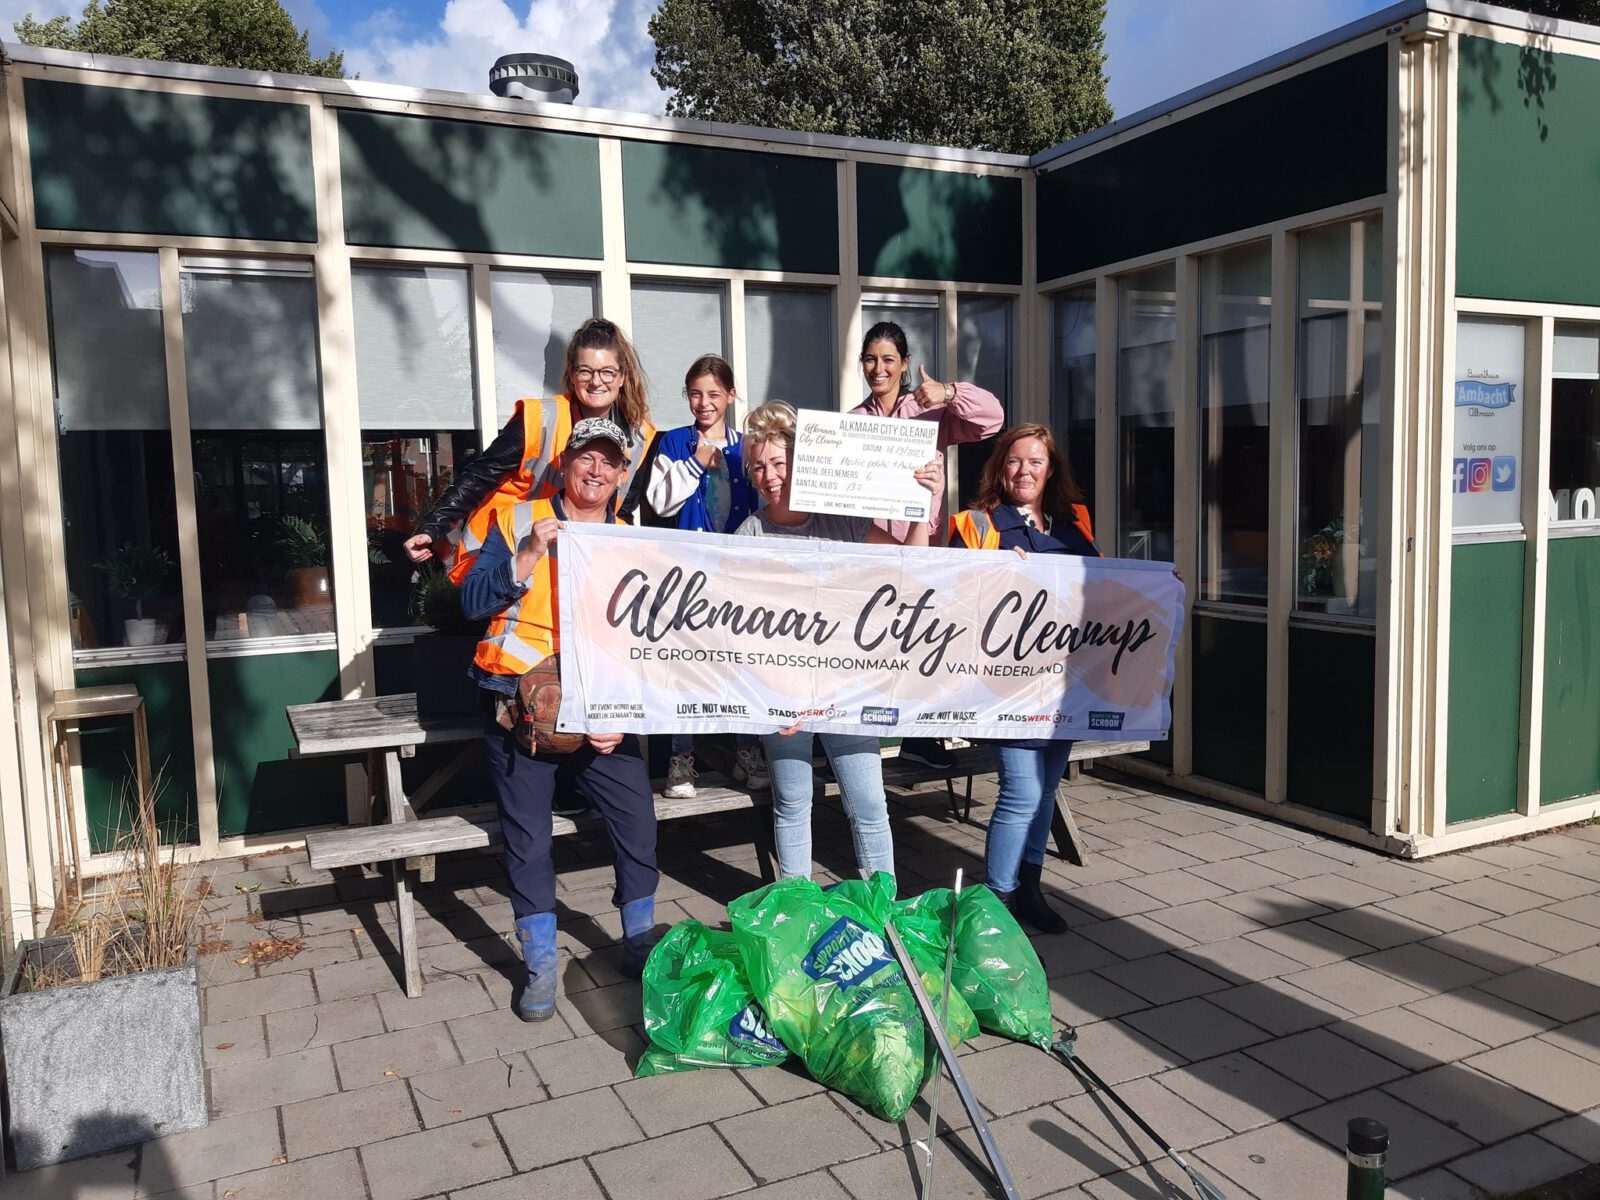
1452, 458, 1468, 493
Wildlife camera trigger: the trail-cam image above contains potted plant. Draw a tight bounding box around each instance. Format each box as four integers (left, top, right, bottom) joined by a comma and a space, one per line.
410, 563, 484, 721
275, 515, 330, 609
94, 543, 173, 647
0, 775, 209, 1169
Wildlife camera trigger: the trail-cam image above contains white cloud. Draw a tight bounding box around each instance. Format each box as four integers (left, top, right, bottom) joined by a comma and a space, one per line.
1104, 0, 1386, 119
343, 0, 667, 114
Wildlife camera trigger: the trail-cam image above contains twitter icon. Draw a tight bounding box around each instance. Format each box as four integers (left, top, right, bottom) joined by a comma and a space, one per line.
1491, 456, 1517, 491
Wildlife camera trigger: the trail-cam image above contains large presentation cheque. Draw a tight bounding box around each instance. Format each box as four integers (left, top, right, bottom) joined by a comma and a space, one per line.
556, 525, 1185, 741
789, 408, 941, 522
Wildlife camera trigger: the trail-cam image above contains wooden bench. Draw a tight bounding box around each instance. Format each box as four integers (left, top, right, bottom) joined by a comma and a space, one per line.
287, 693, 1146, 996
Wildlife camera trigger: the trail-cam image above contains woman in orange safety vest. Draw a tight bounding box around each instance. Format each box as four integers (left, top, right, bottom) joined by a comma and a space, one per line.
948, 423, 1098, 935
403, 318, 657, 580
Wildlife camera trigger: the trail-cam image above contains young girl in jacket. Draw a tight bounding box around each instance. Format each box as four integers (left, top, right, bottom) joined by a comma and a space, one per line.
645, 355, 768, 799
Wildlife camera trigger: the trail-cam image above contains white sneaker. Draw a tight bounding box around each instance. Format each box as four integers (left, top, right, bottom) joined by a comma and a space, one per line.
663, 752, 698, 799
733, 744, 771, 791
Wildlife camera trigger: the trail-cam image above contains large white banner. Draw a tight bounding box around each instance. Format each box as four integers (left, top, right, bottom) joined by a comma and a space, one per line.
555, 524, 1185, 741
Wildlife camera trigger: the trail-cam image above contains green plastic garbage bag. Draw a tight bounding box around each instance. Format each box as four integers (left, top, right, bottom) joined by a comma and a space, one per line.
893, 884, 1053, 1048
636, 920, 790, 1077
727, 872, 976, 1121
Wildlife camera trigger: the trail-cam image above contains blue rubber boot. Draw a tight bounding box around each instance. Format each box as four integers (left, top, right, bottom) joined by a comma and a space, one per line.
514, 913, 558, 1022
619, 896, 657, 978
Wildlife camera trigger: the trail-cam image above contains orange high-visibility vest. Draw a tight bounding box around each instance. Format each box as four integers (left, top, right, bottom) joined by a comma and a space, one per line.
444, 397, 656, 584
473, 498, 632, 678
948, 504, 1096, 551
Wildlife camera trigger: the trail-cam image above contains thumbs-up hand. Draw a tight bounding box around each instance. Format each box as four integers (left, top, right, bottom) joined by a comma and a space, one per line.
911, 363, 952, 412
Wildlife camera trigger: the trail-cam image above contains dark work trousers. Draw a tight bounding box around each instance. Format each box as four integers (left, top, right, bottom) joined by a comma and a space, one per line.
481, 697, 659, 920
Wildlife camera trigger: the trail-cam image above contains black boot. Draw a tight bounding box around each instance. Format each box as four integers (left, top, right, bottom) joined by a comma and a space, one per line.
1013, 862, 1068, 934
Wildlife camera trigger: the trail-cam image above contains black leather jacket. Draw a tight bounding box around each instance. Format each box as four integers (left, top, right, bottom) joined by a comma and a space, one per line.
415, 413, 524, 544
415, 410, 655, 542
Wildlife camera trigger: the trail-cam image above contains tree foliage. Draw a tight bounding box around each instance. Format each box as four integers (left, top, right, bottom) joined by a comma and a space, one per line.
15, 0, 345, 78
648, 0, 1112, 155
1493, 0, 1600, 20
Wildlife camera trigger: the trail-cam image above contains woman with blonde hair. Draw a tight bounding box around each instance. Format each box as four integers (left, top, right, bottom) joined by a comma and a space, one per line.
402, 317, 657, 574
734, 400, 941, 884
949, 423, 1097, 932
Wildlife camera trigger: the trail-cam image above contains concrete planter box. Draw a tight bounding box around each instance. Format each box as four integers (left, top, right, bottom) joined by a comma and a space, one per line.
0, 935, 207, 1170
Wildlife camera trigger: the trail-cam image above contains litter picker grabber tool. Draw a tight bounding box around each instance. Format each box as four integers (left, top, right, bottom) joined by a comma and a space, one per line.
1050, 1029, 1230, 1200
912, 869, 963, 1199
883, 909, 1021, 1200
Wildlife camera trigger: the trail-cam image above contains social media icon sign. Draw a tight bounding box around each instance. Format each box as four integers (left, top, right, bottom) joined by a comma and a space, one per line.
1468, 458, 1492, 492
1491, 456, 1517, 491
1452, 458, 1469, 493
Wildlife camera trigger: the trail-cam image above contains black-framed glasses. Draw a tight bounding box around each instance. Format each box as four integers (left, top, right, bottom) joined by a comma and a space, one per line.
573, 366, 622, 383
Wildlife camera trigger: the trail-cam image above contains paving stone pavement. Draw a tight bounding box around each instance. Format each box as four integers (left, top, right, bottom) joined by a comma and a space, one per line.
9, 769, 1600, 1199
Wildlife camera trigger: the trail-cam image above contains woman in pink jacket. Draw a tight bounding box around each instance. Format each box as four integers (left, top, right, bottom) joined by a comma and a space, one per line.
851, 319, 1003, 769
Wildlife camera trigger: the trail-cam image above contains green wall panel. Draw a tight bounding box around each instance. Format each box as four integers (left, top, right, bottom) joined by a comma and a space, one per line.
1542, 537, 1600, 803
1036, 47, 1387, 280
340, 111, 602, 256
1457, 37, 1600, 304
208, 650, 345, 837
1447, 540, 1525, 823
1287, 627, 1375, 819
1191, 615, 1267, 793
26, 79, 315, 241
72, 659, 199, 852
856, 164, 1022, 285
621, 141, 838, 274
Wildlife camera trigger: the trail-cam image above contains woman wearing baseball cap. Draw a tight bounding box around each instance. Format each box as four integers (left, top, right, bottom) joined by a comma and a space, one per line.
459, 417, 659, 1023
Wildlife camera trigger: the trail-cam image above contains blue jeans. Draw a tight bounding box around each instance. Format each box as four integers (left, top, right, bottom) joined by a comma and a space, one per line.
986, 741, 1074, 893
762, 732, 894, 881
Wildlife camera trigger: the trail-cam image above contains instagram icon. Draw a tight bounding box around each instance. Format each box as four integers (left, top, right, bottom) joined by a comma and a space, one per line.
1467, 457, 1492, 492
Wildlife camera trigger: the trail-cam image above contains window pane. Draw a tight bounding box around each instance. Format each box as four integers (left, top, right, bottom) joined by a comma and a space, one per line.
47, 249, 184, 650
1453, 316, 1525, 529
745, 286, 832, 408
862, 296, 942, 388
1199, 242, 1271, 605
492, 270, 596, 425
955, 294, 1013, 508
184, 268, 333, 642
1051, 284, 1096, 511
1296, 217, 1382, 616
363, 432, 480, 628
1550, 320, 1600, 526
352, 265, 475, 429
631, 281, 726, 425
1117, 264, 1176, 561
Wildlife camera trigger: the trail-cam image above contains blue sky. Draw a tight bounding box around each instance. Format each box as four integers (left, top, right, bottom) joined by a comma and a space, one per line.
6, 0, 1400, 127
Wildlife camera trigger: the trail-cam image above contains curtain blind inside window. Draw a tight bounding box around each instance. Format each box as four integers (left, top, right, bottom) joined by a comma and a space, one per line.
182, 272, 321, 430
957, 295, 1012, 413
48, 249, 168, 431
492, 271, 597, 425
630, 281, 726, 424
744, 287, 833, 408
353, 265, 475, 430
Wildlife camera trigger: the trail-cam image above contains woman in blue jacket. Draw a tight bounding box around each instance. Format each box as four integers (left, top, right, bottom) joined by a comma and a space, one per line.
949, 423, 1098, 933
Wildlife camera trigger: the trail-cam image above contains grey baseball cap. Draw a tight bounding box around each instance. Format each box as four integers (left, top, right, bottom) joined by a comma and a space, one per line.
565, 416, 629, 455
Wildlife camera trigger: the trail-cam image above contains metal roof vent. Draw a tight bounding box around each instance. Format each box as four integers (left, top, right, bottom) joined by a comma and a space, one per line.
489, 54, 580, 104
